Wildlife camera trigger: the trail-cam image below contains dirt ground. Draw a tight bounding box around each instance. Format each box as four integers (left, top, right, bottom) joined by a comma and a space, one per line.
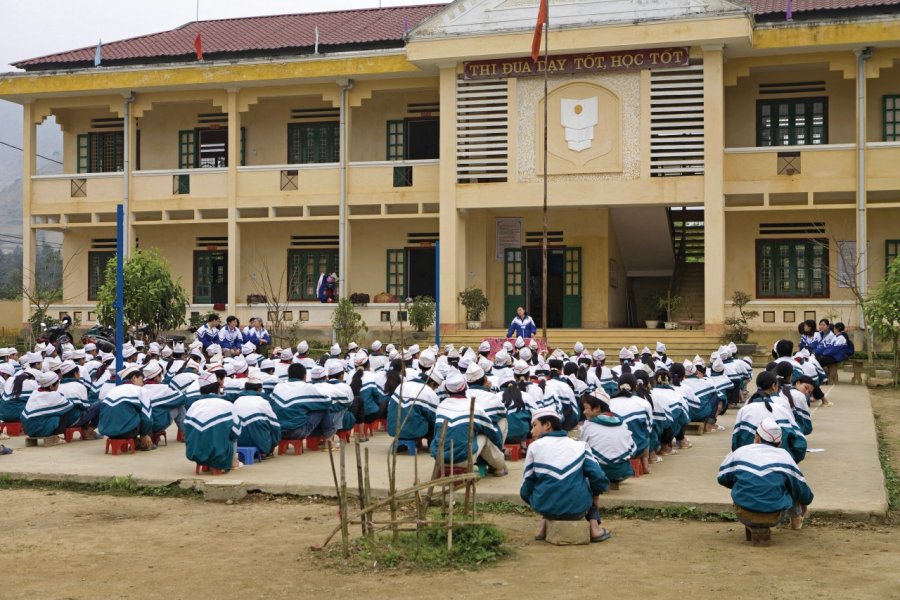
1, 386, 898, 600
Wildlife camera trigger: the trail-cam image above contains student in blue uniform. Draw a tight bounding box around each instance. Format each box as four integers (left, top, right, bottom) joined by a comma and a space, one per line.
580, 392, 636, 488
608, 373, 653, 473
270, 363, 333, 441
1, 368, 38, 423
141, 360, 185, 439
718, 417, 813, 536
522, 406, 611, 543
496, 370, 532, 451
507, 306, 537, 339
196, 313, 221, 349
184, 371, 242, 471
21, 371, 82, 445
234, 370, 281, 457
99, 364, 154, 450
732, 371, 807, 464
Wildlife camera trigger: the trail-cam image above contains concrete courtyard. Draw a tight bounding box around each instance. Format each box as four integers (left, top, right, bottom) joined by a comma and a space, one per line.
0, 382, 888, 521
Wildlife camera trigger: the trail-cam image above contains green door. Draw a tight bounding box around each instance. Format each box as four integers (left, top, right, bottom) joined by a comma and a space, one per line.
504, 248, 525, 326
194, 251, 228, 304
562, 247, 582, 328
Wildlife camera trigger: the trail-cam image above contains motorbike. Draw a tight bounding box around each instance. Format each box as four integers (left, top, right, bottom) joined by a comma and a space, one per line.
37, 316, 73, 353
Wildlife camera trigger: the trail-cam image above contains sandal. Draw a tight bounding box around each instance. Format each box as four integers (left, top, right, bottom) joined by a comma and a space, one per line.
590, 528, 613, 543
0, 445, 12, 455
676, 441, 693, 449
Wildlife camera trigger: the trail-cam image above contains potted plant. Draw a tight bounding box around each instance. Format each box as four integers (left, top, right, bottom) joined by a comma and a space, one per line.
349, 292, 369, 307
458, 287, 489, 329
643, 292, 664, 329
723, 290, 760, 355
657, 292, 683, 330
407, 295, 435, 339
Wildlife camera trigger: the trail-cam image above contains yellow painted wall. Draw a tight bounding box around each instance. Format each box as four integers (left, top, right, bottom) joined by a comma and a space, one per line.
242, 96, 334, 166
136, 223, 225, 302
57, 107, 120, 172
350, 88, 440, 162
0, 300, 25, 332
725, 66, 855, 148
61, 227, 113, 304
606, 218, 628, 327
867, 63, 900, 142
138, 100, 219, 170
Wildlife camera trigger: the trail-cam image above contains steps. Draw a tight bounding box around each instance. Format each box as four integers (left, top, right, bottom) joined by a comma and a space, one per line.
441, 329, 724, 361
672, 262, 705, 323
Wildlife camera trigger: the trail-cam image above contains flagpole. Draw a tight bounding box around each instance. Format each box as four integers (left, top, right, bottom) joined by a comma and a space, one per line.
541, 10, 549, 342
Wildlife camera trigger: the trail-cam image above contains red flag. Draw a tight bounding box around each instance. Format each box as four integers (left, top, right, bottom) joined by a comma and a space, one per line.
194, 33, 203, 61
531, 0, 548, 62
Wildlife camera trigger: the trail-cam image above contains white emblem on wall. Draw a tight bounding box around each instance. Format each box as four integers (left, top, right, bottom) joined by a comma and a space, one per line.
560, 97, 599, 152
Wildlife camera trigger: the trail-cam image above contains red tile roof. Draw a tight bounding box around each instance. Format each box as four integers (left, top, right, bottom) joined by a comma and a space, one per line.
13, 4, 446, 69
746, 0, 900, 15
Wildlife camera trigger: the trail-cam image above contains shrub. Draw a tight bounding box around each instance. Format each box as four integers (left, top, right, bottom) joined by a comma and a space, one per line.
408, 296, 436, 332
458, 287, 489, 322
331, 298, 368, 348
722, 290, 759, 344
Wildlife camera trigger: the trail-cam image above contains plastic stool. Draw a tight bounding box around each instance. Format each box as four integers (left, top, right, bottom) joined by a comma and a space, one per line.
195, 463, 224, 475
503, 443, 523, 461
151, 430, 167, 446
629, 458, 644, 478
392, 439, 418, 456
105, 438, 135, 455
305, 436, 324, 451
0, 421, 23, 436
354, 422, 375, 437
277, 439, 304, 455
176, 430, 185, 442
373, 418, 387, 432
337, 430, 351, 443
236, 446, 261, 465
63, 427, 82, 443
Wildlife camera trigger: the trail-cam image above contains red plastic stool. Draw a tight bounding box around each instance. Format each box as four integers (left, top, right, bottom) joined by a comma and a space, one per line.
151, 430, 167, 446
176, 430, 185, 442
373, 418, 387, 432
63, 427, 82, 443
105, 438, 135, 455
629, 458, 644, 478
305, 436, 325, 451
354, 422, 375, 437
336, 430, 351, 443
1, 421, 23, 436
277, 439, 304, 455
195, 464, 224, 475
503, 443, 523, 461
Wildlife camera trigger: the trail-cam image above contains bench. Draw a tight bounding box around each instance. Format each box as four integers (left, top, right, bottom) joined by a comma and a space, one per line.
850, 360, 863, 385
824, 363, 840, 384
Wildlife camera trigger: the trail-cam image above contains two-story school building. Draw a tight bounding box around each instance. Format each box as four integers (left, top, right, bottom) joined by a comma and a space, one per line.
2, 0, 900, 340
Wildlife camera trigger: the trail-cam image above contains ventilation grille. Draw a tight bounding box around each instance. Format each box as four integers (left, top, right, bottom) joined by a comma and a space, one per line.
90, 118, 123, 130
196, 236, 228, 249
91, 238, 117, 250
650, 65, 705, 177
759, 81, 826, 95
408, 232, 439, 245
291, 108, 340, 120
408, 102, 439, 115
759, 222, 825, 235
525, 230, 564, 244
456, 78, 508, 183
198, 112, 228, 124
290, 235, 338, 248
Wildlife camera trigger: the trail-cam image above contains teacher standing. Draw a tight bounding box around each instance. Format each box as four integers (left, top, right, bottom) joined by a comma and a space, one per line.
507, 306, 537, 339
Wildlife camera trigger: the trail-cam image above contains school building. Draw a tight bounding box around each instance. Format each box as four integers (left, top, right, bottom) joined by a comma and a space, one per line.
2, 0, 900, 343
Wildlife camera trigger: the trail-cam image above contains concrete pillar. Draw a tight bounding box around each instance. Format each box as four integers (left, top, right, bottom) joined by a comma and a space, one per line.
226, 89, 240, 315
438, 66, 460, 331
21, 103, 37, 324
702, 47, 726, 334
125, 94, 138, 254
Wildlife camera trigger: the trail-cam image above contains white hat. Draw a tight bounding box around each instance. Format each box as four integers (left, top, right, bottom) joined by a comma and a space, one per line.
83, 343, 97, 353
231, 355, 249, 374
280, 348, 294, 361
591, 388, 612, 402
245, 369, 264, 386
718, 346, 730, 361
727, 342, 738, 354
37, 371, 59, 388
22, 351, 42, 365
148, 342, 161, 355
386, 343, 396, 353
683, 359, 696, 375
100, 352, 115, 364
297, 340, 309, 354
503, 341, 513, 353
478, 340, 491, 353
241, 341, 255, 356
408, 344, 420, 356
493, 349, 510, 367
325, 359, 345, 377
618, 347, 634, 360
529, 339, 538, 350
458, 355, 472, 370
519, 347, 532, 362
161, 346, 174, 359
224, 363, 236, 377
641, 347, 651, 356
118, 364, 142, 380
419, 348, 436, 369
186, 359, 201, 372
465, 362, 485, 383
514, 336, 525, 349
206, 343, 221, 356
741, 356, 753, 367
188, 340, 203, 351
711, 358, 725, 373
447, 348, 460, 360
260, 358, 276, 371
197, 371, 218, 387
799, 348, 811, 359
0, 348, 10, 357
693, 354, 705, 367
134, 340, 145, 349
61, 350, 75, 361
477, 356, 493, 374
574, 342, 585, 355
348, 342, 359, 352
46, 357, 62, 371
531, 406, 559, 423
495, 369, 514, 389
445, 371, 467, 394
59, 360, 79, 376
371, 340, 383, 352
593, 349, 606, 362
330, 343, 341, 356
757, 418, 783, 444
388, 349, 400, 361
401, 350, 412, 362
656, 342, 667, 354
310, 365, 327, 380
353, 351, 369, 367
173, 342, 185, 354
513, 360, 531, 376
143, 360, 164, 380
426, 366, 445, 386
0, 363, 15, 377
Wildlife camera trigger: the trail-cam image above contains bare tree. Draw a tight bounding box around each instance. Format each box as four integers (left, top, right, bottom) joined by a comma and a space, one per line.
248, 251, 290, 347
22, 245, 84, 342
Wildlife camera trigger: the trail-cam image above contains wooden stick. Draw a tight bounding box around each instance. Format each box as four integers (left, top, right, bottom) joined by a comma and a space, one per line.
424, 420, 448, 511
354, 435, 367, 537
448, 439, 454, 551
464, 395, 476, 518
339, 441, 350, 557
363, 446, 372, 539
349, 519, 492, 527
327, 439, 341, 500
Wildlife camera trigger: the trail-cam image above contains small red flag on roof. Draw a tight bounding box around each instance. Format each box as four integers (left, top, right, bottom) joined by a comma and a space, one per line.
531, 0, 548, 62
194, 32, 203, 61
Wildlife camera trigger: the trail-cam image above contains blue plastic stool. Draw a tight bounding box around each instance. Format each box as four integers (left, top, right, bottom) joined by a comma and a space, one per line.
236, 446, 261, 465
393, 439, 418, 456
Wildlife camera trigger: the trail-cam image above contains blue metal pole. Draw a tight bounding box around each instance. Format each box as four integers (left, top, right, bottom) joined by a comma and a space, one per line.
434, 240, 440, 348
115, 204, 124, 383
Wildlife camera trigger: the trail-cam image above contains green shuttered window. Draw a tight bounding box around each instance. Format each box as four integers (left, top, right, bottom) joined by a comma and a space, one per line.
756, 239, 828, 298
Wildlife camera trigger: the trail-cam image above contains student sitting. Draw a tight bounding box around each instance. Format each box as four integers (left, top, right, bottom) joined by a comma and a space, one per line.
184, 372, 242, 471
732, 371, 807, 464
99, 365, 154, 451
270, 363, 332, 442
497, 369, 533, 450
815, 321, 854, 366
608, 373, 653, 473
773, 362, 813, 435
234, 370, 281, 456
466, 362, 508, 443
387, 364, 441, 444
430, 372, 507, 476
142, 360, 185, 439
0, 369, 38, 423
718, 417, 813, 536
21, 371, 82, 445
522, 407, 611, 543
57, 360, 101, 440
348, 351, 381, 440
580, 392, 636, 488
